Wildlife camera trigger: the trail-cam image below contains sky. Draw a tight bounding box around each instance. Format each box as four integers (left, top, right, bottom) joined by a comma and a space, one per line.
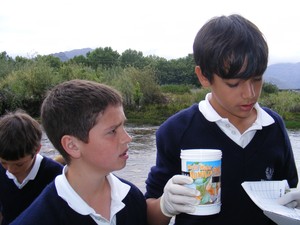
1, 0, 300, 65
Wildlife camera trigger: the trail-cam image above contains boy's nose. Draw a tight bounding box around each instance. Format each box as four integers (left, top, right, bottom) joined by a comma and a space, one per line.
125, 132, 133, 143
242, 82, 255, 99
122, 129, 132, 144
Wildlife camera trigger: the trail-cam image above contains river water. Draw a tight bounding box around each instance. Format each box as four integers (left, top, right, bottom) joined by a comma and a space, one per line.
41, 126, 300, 193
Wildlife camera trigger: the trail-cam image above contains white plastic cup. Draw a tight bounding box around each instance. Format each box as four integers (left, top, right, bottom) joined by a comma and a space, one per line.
180, 149, 222, 215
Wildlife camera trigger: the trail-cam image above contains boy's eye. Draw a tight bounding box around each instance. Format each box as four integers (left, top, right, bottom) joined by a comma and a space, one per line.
108, 128, 117, 134
16, 163, 24, 167
253, 77, 262, 82
227, 82, 239, 88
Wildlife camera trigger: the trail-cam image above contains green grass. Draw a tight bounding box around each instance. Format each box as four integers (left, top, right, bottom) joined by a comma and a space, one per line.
284, 113, 300, 130
126, 106, 300, 130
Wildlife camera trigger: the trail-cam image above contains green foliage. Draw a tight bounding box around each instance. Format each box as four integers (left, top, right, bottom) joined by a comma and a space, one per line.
0, 57, 166, 115
86, 47, 120, 69
57, 63, 100, 82
261, 82, 279, 96
69, 55, 88, 65
125, 104, 185, 125
153, 54, 196, 85
284, 113, 300, 129
133, 82, 143, 107
259, 91, 300, 120
129, 67, 164, 105
0, 51, 15, 79
113, 67, 165, 106
35, 55, 62, 69
126, 88, 210, 125
160, 84, 191, 94
119, 49, 147, 69
1, 49, 300, 129
0, 58, 56, 115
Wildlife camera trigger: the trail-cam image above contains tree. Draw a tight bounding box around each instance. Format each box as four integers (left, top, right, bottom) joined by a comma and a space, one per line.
69, 55, 88, 66
119, 49, 147, 69
0, 51, 15, 78
126, 67, 164, 105
34, 55, 62, 69
0, 58, 56, 116
87, 47, 120, 69
262, 82, 279, 94
133, 81, 143, 107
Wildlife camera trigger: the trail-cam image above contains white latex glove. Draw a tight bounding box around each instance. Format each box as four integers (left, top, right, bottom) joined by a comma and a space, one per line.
160, 175, 200, 217
278, 190, 300, 209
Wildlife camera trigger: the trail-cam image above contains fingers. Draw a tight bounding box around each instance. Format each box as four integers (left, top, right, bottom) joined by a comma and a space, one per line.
172, 203, 197, 215
284, 201, 298, 208
172, 175, 193, 185
168, 175, 200, 197
278, 191, 300, 205
169, 193, 199, 205
160, 175, 200, 217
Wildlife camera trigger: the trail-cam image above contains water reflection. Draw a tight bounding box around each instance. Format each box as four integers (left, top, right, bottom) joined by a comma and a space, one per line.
41, 127, 300, 193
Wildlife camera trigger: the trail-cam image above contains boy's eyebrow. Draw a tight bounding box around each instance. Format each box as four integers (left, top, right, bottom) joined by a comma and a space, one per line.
105, 118, 127, 131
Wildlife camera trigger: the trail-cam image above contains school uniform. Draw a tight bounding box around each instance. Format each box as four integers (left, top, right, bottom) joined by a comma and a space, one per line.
0, 154, 63, 225
10, 166, 148, 225
145, 94, 298, 225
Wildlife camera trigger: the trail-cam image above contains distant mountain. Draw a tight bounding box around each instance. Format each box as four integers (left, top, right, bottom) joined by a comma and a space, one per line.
51, 48, 92, 62
264, 62, 300, 90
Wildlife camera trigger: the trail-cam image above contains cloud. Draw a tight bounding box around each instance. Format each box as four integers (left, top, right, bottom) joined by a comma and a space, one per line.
1, 0, 299, 65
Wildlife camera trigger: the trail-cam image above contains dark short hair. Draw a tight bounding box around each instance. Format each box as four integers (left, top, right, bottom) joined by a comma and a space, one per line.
41, 79, 123, 164
0, 110, 42, 160
193, 14, 268, 82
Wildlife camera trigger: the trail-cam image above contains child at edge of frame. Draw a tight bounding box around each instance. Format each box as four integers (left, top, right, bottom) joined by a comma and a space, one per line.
0, 110, 63, 225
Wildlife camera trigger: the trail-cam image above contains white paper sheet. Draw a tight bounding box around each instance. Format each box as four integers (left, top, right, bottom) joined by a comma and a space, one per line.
242, 180, 300, 225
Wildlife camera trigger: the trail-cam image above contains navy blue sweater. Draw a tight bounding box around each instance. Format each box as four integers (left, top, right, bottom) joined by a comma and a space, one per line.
10, 177, 148, 225
145, 104, 298, 225
0, 157, 63, 225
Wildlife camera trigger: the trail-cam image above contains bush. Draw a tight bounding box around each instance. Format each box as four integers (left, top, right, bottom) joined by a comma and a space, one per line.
160, 84, 192, 94
259, 91, 300, 120
0, 59, 56, 115
262, 82, 279, 95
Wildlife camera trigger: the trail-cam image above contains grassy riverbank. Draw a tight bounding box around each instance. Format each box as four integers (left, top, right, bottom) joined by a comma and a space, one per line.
284, 113, 300, 130
126, 106, 300, 130
125, 87, 300, 130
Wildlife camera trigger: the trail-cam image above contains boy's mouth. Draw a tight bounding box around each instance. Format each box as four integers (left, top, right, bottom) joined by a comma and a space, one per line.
240, 103, 255, 111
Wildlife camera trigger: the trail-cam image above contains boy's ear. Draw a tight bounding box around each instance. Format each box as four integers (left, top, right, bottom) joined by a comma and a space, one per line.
61, 135, 80, 158
36, 145, 41, 154
195, 66, 211, 88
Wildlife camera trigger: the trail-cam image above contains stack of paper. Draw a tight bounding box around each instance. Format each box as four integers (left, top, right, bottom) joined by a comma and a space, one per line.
242, 180, 300, 225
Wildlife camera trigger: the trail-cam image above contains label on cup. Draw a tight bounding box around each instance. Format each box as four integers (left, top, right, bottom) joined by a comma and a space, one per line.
181, 149, 222, 215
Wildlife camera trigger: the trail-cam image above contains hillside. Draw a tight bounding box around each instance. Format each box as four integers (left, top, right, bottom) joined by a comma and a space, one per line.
264, 62, 300, 90
51, 48, 92, 62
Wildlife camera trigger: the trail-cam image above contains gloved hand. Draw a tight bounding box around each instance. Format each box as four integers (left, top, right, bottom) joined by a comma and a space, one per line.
160, 175, 200, 217
278, 190, 300, 209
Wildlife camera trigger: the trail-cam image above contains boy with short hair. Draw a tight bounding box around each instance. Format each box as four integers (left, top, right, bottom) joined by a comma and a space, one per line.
0, 110, 63, 225
10, 79, 148, 225
145, 14, 298, 225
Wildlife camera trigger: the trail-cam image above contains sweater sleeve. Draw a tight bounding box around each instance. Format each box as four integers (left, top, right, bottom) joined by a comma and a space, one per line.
145, 104, 198, 199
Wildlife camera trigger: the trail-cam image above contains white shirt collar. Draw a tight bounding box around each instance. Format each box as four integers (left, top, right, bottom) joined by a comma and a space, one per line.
199, 93, 274, 127
55, 166, 130, 225
198, 93, 275, 148
6, 154, 43, 189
